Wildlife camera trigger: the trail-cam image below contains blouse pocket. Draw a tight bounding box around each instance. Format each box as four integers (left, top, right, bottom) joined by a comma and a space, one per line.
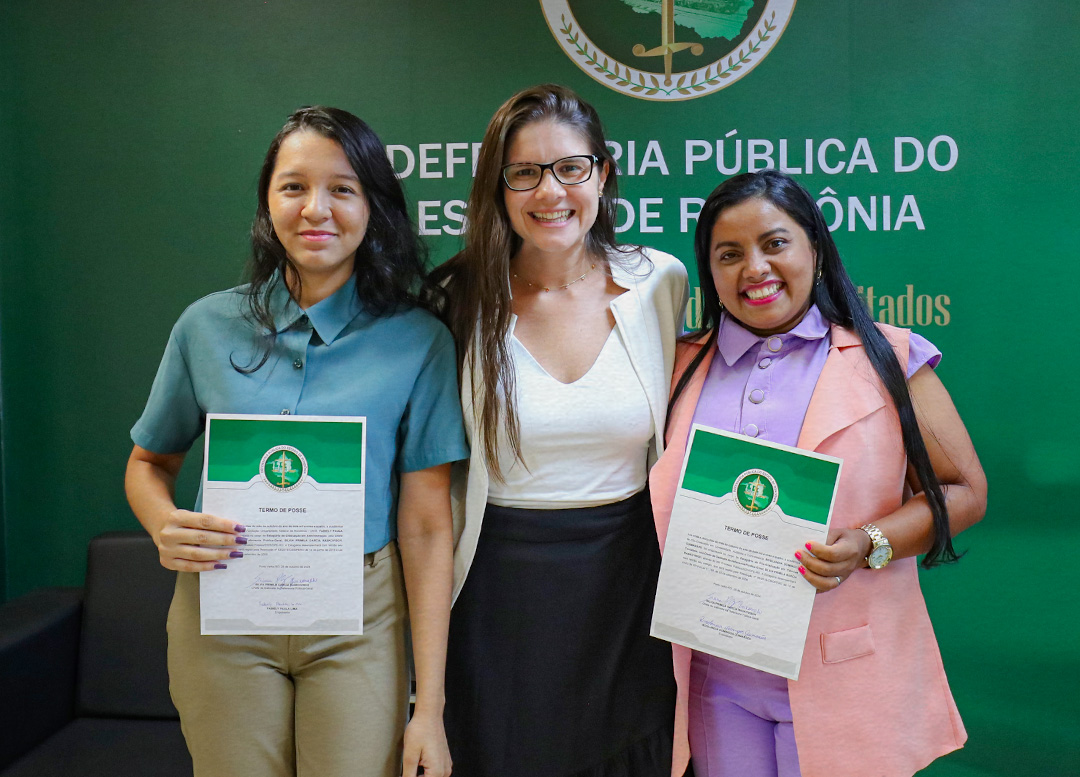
820, 624, 876, 664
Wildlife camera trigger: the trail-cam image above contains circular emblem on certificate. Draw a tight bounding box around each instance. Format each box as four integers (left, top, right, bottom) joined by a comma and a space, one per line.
733, 469, 778, 514
539, 0, 796, 102
260, 445, 308, 492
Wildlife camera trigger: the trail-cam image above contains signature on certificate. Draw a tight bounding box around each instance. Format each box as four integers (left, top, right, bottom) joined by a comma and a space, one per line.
249, 572, 319, 589
700, 593, 763, 617
699, 616, 767, 642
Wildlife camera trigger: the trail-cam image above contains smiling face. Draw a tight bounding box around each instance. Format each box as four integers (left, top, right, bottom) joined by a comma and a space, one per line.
268, 130, 370, 296
709, 197, 817, 337
502, 120, 608, 261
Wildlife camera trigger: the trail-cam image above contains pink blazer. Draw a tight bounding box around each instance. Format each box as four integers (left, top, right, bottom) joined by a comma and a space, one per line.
650, 324, 966, 777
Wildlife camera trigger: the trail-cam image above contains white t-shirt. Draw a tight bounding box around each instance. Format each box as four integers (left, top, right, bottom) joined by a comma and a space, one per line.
486, 322, 655, 509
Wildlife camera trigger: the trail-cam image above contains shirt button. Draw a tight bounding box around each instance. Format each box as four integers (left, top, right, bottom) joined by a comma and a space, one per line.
767, 336, 783, 353
758, 357, 772, 369
743, 423, 759, 437
749, 389, 765, 404
293, 358, 303, 369
280, 409, 291, 415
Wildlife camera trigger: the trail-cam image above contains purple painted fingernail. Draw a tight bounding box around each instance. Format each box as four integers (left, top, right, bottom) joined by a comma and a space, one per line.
214, 563, 228, 570
234, 524, 246, 533
235, 536, 248, 545
229, 551, 244, 558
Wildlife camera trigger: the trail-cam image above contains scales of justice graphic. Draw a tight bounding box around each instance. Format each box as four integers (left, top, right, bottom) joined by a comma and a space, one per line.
269, 451, 298, 489
632, 0, 705, 85
541, 0, 793, 100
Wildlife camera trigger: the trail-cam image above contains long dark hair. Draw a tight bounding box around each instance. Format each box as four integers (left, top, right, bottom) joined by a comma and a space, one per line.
238, 105, 440, 372
430, 84, 637, 479
672, 171, 958, 567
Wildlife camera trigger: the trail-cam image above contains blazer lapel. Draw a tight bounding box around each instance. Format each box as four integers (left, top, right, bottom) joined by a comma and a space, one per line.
666, 339, 713, 445
610, 263, 666, 455
650, 339, 714, 551
797, 325, 887, 452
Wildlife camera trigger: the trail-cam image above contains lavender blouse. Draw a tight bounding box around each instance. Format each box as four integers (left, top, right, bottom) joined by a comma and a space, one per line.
691, 305, 940, 447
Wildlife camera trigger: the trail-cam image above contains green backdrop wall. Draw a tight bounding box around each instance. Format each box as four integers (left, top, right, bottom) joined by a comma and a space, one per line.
1, 1, 1077, 774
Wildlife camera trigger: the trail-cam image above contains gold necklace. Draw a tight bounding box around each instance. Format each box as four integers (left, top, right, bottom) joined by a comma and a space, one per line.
512, 263, 596, 293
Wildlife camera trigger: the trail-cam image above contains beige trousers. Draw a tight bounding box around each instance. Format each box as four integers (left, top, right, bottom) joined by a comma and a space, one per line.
167, 542, 408, 777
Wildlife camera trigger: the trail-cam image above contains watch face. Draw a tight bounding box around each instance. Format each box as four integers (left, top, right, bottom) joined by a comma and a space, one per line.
869, 546, 893, 569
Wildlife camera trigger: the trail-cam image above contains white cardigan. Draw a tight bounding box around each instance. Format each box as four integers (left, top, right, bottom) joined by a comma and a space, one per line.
450, 248, 689, 603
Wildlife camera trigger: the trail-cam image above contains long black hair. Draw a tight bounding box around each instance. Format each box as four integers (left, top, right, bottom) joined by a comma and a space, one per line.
237, 105, 441, 372
671, 171, 958, 567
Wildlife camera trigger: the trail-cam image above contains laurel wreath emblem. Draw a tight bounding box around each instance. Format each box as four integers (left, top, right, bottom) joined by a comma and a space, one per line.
561, 12, 776, 97
540, 0, 796, 102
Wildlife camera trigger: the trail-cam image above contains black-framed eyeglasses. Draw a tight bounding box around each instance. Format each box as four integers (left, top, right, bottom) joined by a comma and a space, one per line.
501, 155, 599, 191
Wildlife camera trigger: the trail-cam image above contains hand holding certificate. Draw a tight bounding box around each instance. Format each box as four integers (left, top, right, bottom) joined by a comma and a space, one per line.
651, 425, 842, 680
199, 414, 366, 636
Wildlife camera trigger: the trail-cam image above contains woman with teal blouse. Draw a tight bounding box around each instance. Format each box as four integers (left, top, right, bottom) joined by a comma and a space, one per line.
125, 107, 466, 777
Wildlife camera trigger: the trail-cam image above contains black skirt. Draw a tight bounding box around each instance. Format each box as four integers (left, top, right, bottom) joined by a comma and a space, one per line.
444, 489, 676, 777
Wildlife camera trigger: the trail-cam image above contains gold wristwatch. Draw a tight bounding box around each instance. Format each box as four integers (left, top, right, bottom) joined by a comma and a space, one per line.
859, 523, 893, 569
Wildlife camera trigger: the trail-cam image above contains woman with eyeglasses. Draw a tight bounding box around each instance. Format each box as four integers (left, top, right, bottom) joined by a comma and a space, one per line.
431, 84, 689, 777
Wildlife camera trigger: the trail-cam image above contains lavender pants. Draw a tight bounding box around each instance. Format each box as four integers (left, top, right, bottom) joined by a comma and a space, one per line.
688, 651, 802, 777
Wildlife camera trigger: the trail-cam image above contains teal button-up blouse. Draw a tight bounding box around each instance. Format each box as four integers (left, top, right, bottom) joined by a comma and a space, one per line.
131, 276, 469, 553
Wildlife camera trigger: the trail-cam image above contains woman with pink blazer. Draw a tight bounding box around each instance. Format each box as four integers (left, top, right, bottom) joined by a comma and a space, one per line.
650, 171, 986, 777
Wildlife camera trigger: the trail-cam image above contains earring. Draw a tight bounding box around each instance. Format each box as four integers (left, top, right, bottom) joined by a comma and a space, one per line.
598, 190, 604, 199
815, 265, 823, 284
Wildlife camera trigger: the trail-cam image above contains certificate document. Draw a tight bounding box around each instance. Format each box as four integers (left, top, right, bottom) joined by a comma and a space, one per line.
651, 425, 842, 680
199, 414, 366, 636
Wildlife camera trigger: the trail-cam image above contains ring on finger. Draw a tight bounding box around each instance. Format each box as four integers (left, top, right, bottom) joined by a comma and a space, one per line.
834, 576, 843, 586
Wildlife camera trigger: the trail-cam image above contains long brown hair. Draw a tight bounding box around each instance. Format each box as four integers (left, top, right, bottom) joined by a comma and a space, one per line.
430, 84, 630, 479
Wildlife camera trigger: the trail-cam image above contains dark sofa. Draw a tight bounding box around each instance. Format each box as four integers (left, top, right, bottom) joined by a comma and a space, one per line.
0, 532, 191, 776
